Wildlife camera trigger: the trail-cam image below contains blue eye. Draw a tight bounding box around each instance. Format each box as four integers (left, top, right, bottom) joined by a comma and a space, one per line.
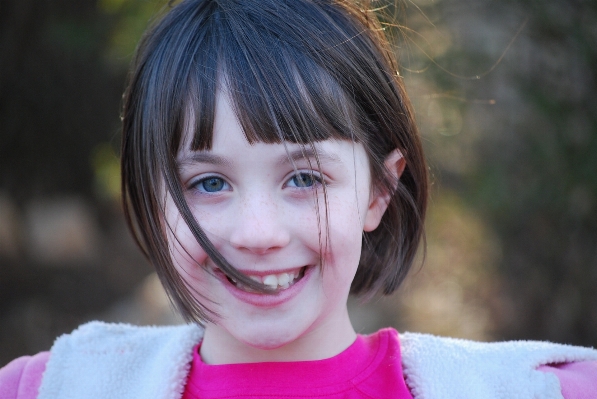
194, 177, 228, 193
289, 173, 321, 188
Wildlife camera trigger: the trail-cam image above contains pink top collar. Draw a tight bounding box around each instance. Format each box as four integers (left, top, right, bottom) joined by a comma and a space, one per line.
182, 328, 414, 399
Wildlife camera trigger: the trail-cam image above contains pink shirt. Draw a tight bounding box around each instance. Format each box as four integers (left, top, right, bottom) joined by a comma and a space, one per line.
182, 328, 413, 399
0, 352, 49, 399
1, 329, 596, 398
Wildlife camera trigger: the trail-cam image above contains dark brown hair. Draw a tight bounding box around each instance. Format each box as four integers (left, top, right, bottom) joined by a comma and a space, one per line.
121, 0, 428, 324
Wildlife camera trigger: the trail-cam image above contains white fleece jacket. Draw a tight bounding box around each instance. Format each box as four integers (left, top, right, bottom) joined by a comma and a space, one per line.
37, 321, 597, 399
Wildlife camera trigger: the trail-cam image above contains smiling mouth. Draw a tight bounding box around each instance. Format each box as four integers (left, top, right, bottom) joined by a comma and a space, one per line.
225, 267, 307, 292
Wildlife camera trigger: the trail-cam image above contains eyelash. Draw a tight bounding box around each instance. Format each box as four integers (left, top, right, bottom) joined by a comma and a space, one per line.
286, 172, 324, 189
188, 171, 324, 194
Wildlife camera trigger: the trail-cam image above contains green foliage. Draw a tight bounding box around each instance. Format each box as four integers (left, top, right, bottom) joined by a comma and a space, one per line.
393, 0, 597, 345
99, 0, 173, 66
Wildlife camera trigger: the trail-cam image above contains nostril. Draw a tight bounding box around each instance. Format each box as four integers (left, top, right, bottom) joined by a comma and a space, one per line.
242, 246, 279, 256
229, 221, 290, 254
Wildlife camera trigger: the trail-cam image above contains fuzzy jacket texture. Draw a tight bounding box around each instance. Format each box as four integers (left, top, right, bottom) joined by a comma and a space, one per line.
34, 322, 597, 399
400, 332, 597, 399
37, 322, 202, 399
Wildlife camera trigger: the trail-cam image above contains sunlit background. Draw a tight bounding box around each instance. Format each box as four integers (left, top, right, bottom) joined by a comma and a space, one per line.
2, 0, 596, 365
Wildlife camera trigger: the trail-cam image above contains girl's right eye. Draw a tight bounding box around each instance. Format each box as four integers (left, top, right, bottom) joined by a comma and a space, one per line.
191, 176, 229, 193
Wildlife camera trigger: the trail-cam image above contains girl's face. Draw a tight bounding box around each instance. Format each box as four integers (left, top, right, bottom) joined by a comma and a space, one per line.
165, 93, 394, 364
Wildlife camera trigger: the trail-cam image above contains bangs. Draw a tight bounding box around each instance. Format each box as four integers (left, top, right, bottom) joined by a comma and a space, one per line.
179, 0, 369, 153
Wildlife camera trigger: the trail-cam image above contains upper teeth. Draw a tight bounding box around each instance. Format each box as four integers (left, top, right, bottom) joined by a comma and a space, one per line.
251, 271, 299, 289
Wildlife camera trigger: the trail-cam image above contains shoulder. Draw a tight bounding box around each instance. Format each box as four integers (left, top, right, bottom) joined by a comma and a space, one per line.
37, 321, 203, 399
399, 332, 597, 363
398, 332, 597, 399
43, 320, 203, 366
50, 320, 203, 346
0, 352, 50, 399
538, 361, 597, 399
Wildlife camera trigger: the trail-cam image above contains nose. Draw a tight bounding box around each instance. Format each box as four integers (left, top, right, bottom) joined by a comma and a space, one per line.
228, 191, 291, 254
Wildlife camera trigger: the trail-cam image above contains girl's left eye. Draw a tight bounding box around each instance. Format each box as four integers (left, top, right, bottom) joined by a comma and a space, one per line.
287, 172, 322, 188
191, 176, 229, 193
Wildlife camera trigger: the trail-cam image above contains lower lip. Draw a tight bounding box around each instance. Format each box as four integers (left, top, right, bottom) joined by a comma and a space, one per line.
219, 267, 313, 308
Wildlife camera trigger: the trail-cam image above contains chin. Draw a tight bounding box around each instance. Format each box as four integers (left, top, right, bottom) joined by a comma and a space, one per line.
235, 323, 304, 350
240, 335, 293, 351
222, 312, 314, 354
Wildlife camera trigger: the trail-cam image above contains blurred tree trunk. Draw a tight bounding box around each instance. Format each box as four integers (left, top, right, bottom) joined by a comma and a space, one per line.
0, 0, 124, 200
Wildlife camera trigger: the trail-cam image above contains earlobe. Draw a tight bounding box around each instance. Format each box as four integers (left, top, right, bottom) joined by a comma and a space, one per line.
363, 149, 406, 232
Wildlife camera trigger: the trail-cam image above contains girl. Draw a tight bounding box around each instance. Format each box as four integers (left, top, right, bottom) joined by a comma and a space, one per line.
2, 0, 597, 398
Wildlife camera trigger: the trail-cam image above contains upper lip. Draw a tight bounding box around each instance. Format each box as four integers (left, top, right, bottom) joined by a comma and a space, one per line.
217, 266, 307, 277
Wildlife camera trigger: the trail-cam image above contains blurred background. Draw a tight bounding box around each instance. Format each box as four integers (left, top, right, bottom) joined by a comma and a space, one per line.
1, 0, 596, 365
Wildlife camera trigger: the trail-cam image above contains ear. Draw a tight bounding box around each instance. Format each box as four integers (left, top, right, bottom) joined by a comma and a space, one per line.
363, 149, 406, 232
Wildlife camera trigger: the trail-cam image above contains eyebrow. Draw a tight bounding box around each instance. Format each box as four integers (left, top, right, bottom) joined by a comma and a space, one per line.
177, 146, 343, 169
276, 147, 343, 167
177, 152, 232, 168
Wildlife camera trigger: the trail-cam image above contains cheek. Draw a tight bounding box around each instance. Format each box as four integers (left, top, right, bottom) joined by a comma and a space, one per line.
322, 196, 366, 271
164, 204, 210, 281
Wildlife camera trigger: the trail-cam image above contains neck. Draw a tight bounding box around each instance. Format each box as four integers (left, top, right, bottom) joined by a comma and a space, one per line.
200, 308, 357, 364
